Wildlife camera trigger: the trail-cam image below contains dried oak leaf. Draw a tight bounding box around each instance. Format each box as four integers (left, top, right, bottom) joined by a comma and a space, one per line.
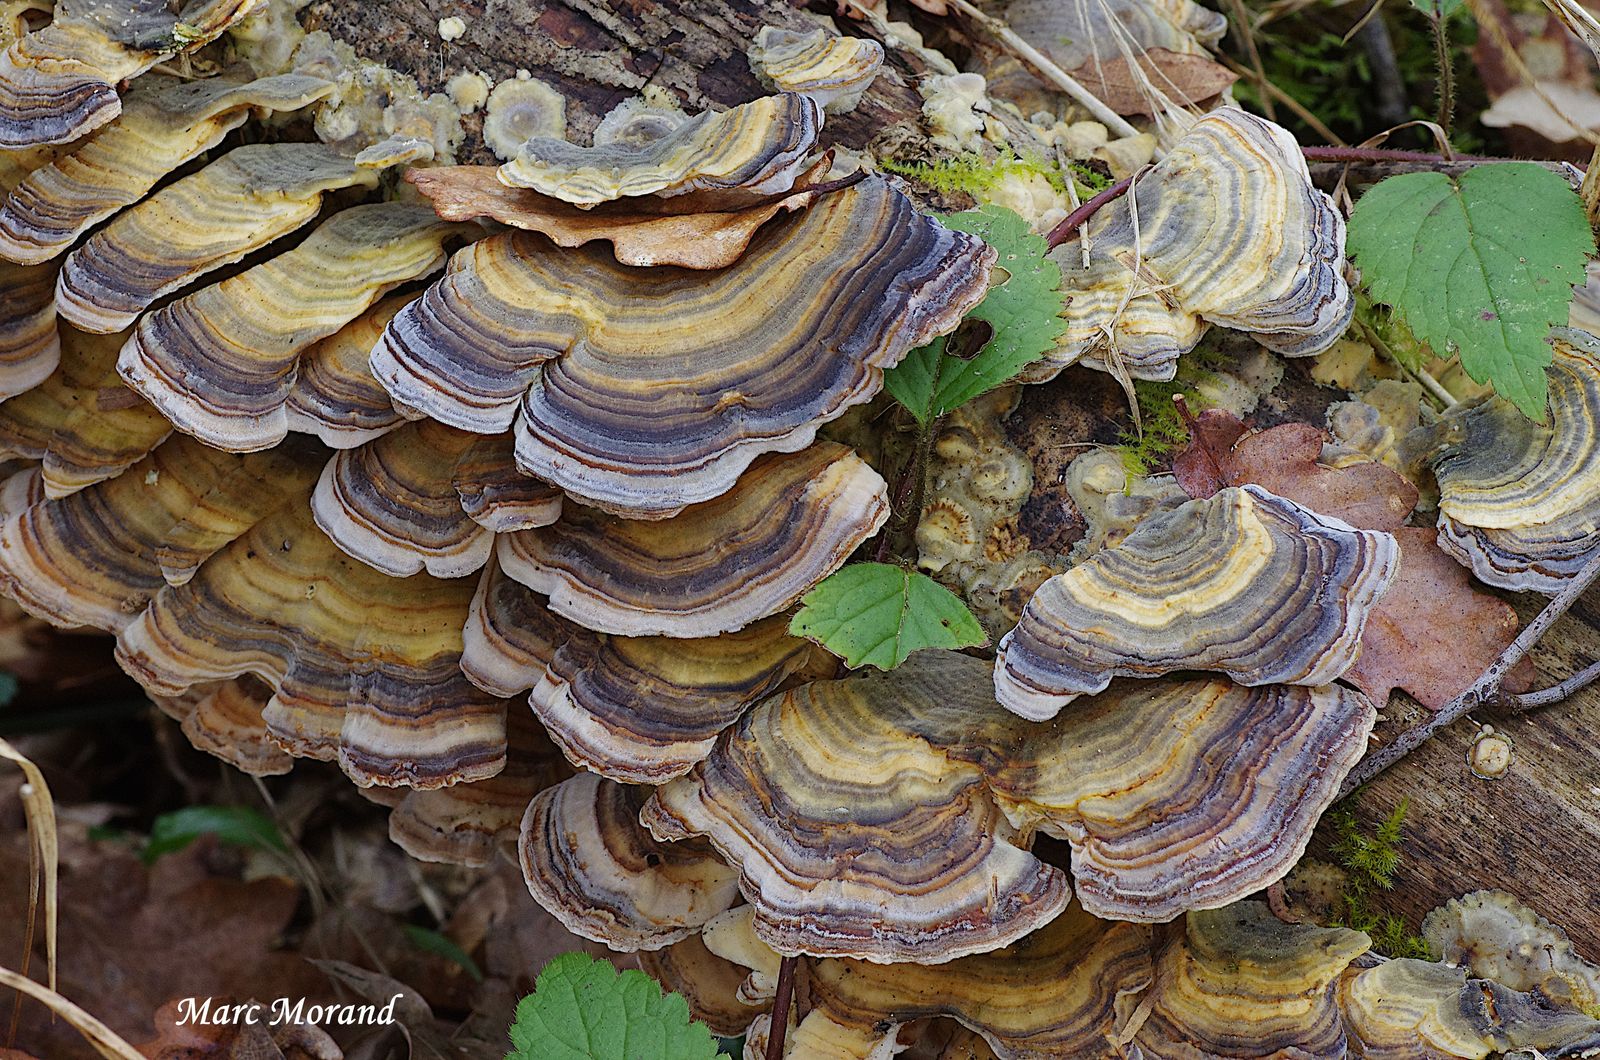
1070, 49, 1237, 116
1344, 528, 1533, 709
1172, 410, 1418, 530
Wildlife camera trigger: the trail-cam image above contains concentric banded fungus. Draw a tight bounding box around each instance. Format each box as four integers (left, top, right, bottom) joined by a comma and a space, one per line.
460, 557, 577, 697
988, 677, 1375, 922
406, 163, 827, 270
1008, 0, 1227, 72
797, 903, 1152, 1059
748, 27, 884, 114
1036, 108, 1351, 382
518, 772, 741, 950
1410, 329, 1600, 594
119, 203, 471, 453
373, 177, 992, 516
283, 295, 410, 449
56, 144, 379, 333
1340, 958, 1600, 1058
0, 71, 336, 265
114, 501, 507, 788
311, 420, 557, 579
387, 711, 570, 866
1128, 903, 1369, 1057
0, 435, 322, 630
1423, 890, 1600, 1013
0, 324, 172, 497
153, 677, 293, 777
498, 93, 821, 207
533, 614, 816, 784
496, 443, 889, 637
645, 652, 1373, 944
995, 485, 1397, 719
0, 257, 55, 397
643, 654, 1074, 964
0, 0, 262, 148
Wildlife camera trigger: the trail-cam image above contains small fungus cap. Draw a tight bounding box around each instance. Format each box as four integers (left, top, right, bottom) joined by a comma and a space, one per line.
498, 92, 822, 208
995, 484, 1398, 719
748, 27, 884, 115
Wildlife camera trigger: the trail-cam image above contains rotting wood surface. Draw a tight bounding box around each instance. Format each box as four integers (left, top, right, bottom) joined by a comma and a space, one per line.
312, 0, 1600, 957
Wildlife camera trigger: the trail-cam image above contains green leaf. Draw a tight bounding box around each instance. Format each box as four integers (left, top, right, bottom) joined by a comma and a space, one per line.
507, 952, 721, 1060
1407, 0, 1463, 17
0, 672, 16, 709
143, 805, 286, 863
404, 924, 484, 982
1347, 163, 1594, 420
788, 562, 987, 671
885, 205, 1067, 423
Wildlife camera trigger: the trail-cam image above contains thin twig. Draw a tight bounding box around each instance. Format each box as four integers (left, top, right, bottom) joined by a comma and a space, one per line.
1504, 658, 1600, 711
1338, 547, 1600, 796
764, 955, 799, 1060
1045, 174, 1136, 248
1218, 54, 1346, 146
943, 0, 1143, 140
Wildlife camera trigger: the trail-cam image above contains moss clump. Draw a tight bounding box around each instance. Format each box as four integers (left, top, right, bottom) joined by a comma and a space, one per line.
1329, 797, 1434, 960
879, 152, 1105, 199
1114, 345, 1233, 477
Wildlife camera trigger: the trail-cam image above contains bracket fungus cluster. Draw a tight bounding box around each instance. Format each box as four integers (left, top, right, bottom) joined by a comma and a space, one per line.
1036, 107, 1352, 382
1407, 328, 1600, 593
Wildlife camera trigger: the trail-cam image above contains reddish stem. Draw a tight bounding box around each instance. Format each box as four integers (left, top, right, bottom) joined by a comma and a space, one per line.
765, 955, 799, 1060
1045, 175, 1135, 249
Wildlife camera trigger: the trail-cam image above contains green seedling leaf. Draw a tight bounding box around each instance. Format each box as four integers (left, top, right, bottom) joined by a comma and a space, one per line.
885, 205, 1067, 423
507, 952, 721, 1060
403, 924, 484, 982
1408, 0, 1464, 17
143, 805, 286, 863
789, 562, 987, 670
1347, 163, 1594, 420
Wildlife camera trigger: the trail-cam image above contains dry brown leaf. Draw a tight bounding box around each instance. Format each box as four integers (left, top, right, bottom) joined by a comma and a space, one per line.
1068, 48, 1237, 116
135, 998, 341, 1060
1172, 410, 1418, 530
1344, 527, 1534, 710
406, 165, 822, 269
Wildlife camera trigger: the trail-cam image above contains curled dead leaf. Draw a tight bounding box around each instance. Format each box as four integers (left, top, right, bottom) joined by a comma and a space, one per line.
1069, 49, 1237, 116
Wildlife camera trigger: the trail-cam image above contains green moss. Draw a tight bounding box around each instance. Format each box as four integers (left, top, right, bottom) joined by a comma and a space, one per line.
1113, 348, 1230, 477
878, 151, 1104, 200
1328, 797, 1434, 960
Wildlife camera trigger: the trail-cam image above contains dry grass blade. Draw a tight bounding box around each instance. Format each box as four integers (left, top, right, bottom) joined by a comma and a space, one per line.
0, 967, 143, 1060
0, 737, 56, 1045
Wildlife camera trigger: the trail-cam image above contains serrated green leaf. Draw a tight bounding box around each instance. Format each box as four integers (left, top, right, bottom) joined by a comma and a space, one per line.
788, 562, 987, 670
1347, 163, 1594, 420
885, 205, 1067, 423
143, 805, 286, 863
507, 952, 721, 1060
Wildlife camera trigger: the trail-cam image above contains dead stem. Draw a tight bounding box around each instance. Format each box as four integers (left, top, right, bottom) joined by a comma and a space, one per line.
1337, 546, 1600, 796
765, 955, 799, 1060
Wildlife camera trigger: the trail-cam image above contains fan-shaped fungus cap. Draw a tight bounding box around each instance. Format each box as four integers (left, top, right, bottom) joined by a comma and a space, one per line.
990, 677, 1376, 922
460, 556, 577, 697
591, 96, 687, 148
1422, 890, 1600, 1013
638, 934, 770, 1037
1128, 903, 1369, 1057
995, 484, 1397, 719
701, 907, 782, 1006
311, 420, 559, 579
1008, 0, 1226, 72
0, 71, 336, 266
642, 653, 1073, 964
114, 500, 509, 788
406, 162, 832, 270
56, 144, 381, 334
1340, 957, 1600, 1059
153, 677, 293, 777
373, 177, 992, 517
119, 202, 472, 453
1035, 108, 1351, 383
498, 93, 822, 208
797, 902, 1152, 1059
0, 324, 171, 498
531, 614, 817, 784
519, 772, 741, 951
1410, 329, 1600, 594
748, 27, 884, 114
283, 294, 410, 449
480, 75, 566, 161
0, 0, 262, 148
0, 434, 322, 631
496, 443, 888, 638
0, 257, 56, 398
388, 710, 570, 866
